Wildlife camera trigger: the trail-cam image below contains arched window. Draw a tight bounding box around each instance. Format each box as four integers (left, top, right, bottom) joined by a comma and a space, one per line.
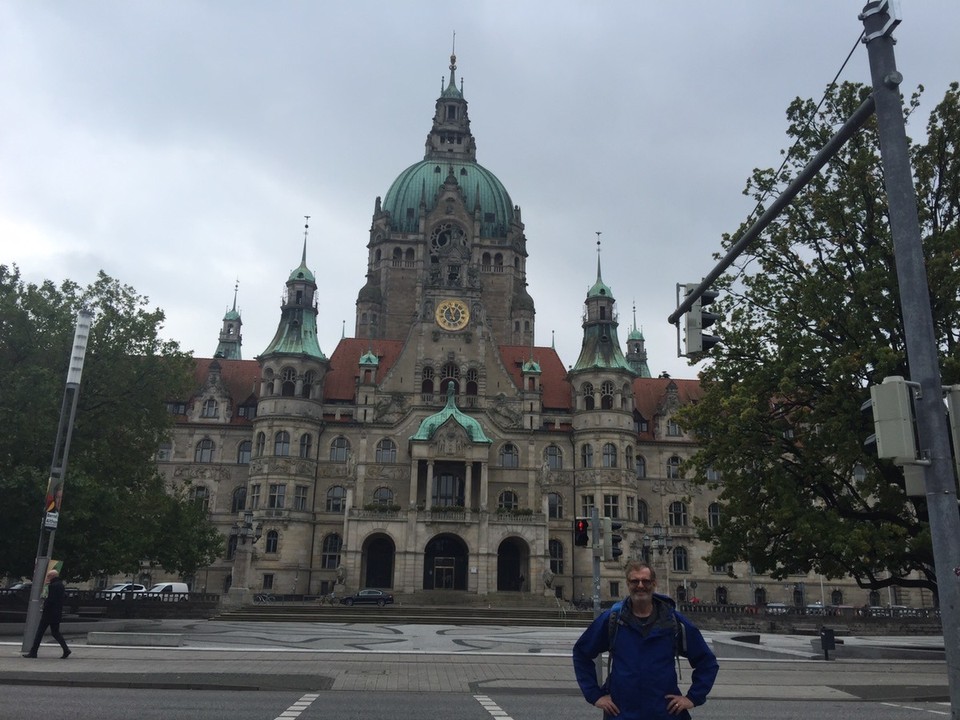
581, 382, 595, 410
465, 368, 479, 396
237, 440, 251, 465
373, 487, 394, 505
666, 419, 681, 436
421, 366, 435, 395
376, 439, 397, 463
231, 487, 246, 513
545, 445, 563, 470
498, 490, 519, 511
638, 499, 649, 525
580, 443, 594, 468
281, 367, 296, 397
672, 546, 689, 572
482, 252, 491, 268
330, 437, 350, 463
190, 485, 209, 511
602, 443, 618, 468
255, 432, 265, 457
265, 530, 279, 554
754, 587, 768, 605
274, 431, 290, 457
321, 533, 342, 569
201, 398, 218, 418
708, 502, 721, 528
669, 501, 688, 527
499, 443, 519, 468
392, 247, 402, 262
326, 485, 346, 512
548, 492, 563, 519
600, 381, 615, 410
194, 439, 214, 463
830, 589, 844, 605
666, 455, 681, 479
636, 455, 646, 479
299, 433, 312, 459
302, 370, 314, 399
549, 539, 564, 575
440, 363, 460, 395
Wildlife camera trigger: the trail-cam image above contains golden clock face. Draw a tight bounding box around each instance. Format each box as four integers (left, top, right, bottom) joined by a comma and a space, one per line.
435, 299, 470, 331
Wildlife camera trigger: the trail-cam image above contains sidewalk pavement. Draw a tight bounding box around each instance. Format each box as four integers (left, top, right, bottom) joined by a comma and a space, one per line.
0, 619, 949, 702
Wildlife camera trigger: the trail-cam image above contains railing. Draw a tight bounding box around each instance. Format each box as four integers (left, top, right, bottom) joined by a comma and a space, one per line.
417, 510, 468, 523
490, 512, 545, 525
349, 508, 404, 520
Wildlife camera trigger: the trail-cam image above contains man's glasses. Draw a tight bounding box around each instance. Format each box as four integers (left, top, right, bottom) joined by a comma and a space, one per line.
627, 578, 655, 587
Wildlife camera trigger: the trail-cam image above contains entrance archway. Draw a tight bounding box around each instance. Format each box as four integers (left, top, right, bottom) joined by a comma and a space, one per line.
496, 537, 530, 591
423, 534, 469, 590
362, 533, 396, 589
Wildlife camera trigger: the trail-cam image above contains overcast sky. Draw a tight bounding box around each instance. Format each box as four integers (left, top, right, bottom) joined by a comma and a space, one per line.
2, 2, 957, 380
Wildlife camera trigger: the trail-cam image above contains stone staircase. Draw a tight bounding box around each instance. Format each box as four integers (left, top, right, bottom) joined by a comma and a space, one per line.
214, 598, 593, 628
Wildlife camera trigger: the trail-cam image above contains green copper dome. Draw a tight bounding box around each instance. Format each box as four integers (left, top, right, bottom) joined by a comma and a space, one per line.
411, 385, 492, 444
382, 161, 513, 237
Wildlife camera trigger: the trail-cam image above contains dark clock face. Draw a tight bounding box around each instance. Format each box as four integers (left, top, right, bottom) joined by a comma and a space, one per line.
435, 299, 470, 330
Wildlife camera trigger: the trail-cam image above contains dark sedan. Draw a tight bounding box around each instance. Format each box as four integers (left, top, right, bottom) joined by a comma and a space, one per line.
340, 589, 394, 607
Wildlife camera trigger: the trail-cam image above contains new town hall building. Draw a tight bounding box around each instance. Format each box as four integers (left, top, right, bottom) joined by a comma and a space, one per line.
156, 54, 885, 610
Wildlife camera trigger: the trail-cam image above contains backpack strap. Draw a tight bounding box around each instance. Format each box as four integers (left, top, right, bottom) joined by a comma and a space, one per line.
607, 600, 688, 682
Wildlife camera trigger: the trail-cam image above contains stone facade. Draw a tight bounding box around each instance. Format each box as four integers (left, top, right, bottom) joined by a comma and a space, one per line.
151, 53, 926, 612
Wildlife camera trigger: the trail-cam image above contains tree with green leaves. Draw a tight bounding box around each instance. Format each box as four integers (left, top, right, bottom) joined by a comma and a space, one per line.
679, 82, 960, 599
0, 266, 224, 582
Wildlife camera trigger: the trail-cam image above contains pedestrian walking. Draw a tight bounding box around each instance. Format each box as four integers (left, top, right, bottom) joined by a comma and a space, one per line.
573, 561, 718, 718
23, 569, 71, 659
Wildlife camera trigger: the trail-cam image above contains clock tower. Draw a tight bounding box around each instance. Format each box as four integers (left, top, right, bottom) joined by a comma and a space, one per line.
355, 50, 534, 347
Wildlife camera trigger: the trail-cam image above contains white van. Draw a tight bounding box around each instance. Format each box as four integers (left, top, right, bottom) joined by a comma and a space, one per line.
146, 582, 190, 601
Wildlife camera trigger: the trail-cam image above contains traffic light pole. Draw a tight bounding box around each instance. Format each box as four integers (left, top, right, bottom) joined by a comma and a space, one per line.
861, 4, 960, 716
21, 309, 93, 654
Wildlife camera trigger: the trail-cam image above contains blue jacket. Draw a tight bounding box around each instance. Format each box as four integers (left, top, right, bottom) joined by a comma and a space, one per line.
573, 594, 719, 720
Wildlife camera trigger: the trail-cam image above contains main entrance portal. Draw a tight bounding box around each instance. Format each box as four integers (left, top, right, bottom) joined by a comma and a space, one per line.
423, 534, 468, 590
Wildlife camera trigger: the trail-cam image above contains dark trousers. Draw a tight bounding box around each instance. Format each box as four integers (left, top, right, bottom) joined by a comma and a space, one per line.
30, 617, 69, 655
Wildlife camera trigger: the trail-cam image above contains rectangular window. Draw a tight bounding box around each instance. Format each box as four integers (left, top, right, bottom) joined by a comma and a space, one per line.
626, 496, 636, 521
580, 494, 595, 517
603, 495, 619, 519
609, 581, 620, 599
268, 484, 286, 509
262, 574, 274, 590
294, 485, 308, 511
249, 484, 261, 509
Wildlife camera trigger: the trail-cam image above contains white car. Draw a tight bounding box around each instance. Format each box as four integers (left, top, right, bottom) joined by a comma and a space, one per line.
146, 582, 190, 601
98, 583, 147, 600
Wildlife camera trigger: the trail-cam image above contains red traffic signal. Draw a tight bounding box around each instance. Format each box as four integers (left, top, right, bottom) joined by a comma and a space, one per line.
574, 518, 590, 546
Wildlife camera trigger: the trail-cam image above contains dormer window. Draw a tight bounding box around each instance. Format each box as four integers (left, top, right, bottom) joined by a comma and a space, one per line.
446, 105, 457, 120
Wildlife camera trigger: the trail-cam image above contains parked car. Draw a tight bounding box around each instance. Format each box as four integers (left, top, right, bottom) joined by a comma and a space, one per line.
146, 582, 190, 601
805, 603, 824, 615
764, 602, 789, 615
98, 583, 147, 600
340, 589, 394, 607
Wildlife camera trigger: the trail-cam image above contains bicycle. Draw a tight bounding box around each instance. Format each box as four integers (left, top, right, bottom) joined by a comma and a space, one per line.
254, 593, 276, 604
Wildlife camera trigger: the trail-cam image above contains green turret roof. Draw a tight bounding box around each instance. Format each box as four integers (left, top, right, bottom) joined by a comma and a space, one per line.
410, 384, 492, 443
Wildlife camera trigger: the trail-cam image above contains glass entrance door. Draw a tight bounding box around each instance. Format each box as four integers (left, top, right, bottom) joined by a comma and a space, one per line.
434, 557, 456, 589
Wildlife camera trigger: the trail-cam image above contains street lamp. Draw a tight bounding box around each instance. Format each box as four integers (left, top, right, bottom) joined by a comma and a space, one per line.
642, 523, 674, 556
643, 523, 675, 596
231, 511, 263, 546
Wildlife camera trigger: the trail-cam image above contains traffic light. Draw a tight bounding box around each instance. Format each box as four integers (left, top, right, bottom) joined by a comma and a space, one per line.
861, 375, 918, 464
574, 518, 590, 547
601, 517, 623, 561
683, 284, 721, 356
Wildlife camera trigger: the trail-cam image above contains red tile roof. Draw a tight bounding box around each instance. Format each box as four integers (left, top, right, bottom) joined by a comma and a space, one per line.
324, 338, 406, 402
632, 376, 702, 439
188, 358, 261, 425
498, 345, 572, 410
